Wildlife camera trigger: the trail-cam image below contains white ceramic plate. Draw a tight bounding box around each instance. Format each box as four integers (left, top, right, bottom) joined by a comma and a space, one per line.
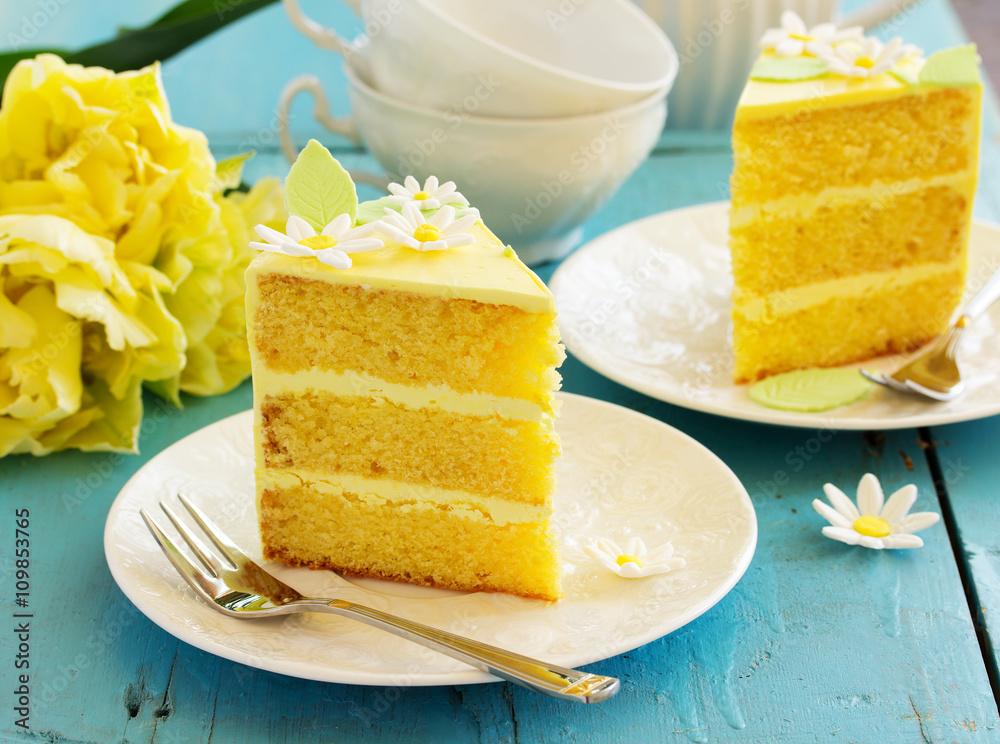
104, 393, 756, 687
551, 201, 1000, 430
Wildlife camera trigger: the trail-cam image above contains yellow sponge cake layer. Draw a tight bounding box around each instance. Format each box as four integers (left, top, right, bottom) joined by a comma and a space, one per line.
732, 87, 979, 204
734, 267, 963, 380
260, 391, 558, 505
260, 482, 560, 599
248, 208, 564, 601
731, 181, 972, 294
253, 274, 562, 410
729, 44, 981, 383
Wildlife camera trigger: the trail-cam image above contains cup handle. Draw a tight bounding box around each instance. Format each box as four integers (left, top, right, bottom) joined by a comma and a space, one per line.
283, 0, 357, 55
276, 75, 389, 190
839, 0, 918, 30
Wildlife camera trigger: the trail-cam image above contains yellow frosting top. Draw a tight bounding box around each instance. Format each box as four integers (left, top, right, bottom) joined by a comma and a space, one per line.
245, 140, 554, 313
736, 19, 981, 119
246, 220, 554, 313
736, 68, 915, 117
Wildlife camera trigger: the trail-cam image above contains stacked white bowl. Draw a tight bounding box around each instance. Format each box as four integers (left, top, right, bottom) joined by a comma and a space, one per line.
279, 0, 678, 264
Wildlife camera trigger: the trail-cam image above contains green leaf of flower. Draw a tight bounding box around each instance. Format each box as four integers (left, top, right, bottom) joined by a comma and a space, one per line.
918, 44, 981, 87
215, 150, 255, 191
285, 139, 357, 231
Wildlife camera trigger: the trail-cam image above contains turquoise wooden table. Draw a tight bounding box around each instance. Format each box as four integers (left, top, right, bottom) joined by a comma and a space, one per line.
2, 1, 1000, 741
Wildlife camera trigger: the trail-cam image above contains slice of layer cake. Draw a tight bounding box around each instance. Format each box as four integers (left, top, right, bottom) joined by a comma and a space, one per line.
246, 142, 564, 600
729, 21, 981, 383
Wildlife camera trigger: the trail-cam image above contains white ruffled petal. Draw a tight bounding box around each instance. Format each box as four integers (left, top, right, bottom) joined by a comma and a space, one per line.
403, 175, 420, 192
401, 201, 423, 225
782, 10, 806, 34
424, 175, 439, 192
415, 198, 441, 211
899, 512, 940, 533
417, 240, 448, 252
776, 38, 804, 57
857, 535, 886, 550
813, 499, 853, 528
443, 233, 474, 249
857, 473, 884, 516
823, 483, 860, 521
617, 562, 645, 578
430, 205, 456, 228
883, 533, 924, 549
315, 248, 352, 269
286, 215, 316, 241
880, 484, 917, 524
760, 29, 784, 49
387, 183, 408, 197
378, 223, 419, 248
343, 222, 377, 240
281, 241, 314, 257
323, 213, 352, 238
625, 536, 645, 557
255, 223, 295, 246
822, 526, 861, 546
449, 212, 480, 233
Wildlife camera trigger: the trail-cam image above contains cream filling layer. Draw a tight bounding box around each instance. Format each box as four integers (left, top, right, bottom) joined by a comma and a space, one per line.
730, 172, 976, 229
253, 365, 551, 423
257, 467, 550, 526
734, 259, 965, 323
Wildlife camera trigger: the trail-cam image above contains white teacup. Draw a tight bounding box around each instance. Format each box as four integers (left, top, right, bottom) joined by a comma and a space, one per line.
277, 67, 668, 265
635, 0, 919, 129
283, 0, 677, 119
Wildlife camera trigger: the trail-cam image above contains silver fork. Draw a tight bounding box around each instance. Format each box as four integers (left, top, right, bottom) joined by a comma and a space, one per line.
860, 266, 1000, 401
140, 495, 620, 703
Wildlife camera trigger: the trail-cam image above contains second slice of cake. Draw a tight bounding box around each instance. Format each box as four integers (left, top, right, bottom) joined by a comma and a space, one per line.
247, 142, 564, 600
730, 22, 982, 383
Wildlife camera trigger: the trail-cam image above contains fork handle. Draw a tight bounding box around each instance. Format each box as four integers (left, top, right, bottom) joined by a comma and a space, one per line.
314, 599, 620, 703
964, 266, 1000, 320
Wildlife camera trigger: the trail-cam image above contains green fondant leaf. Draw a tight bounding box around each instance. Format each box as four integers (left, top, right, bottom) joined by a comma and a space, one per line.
285, 139, 357, 230
750, 56, 829, 82
355, 196, 398, 225
918, 44, 981, 87
214, 150, 255, 190
749, 368, 872, 413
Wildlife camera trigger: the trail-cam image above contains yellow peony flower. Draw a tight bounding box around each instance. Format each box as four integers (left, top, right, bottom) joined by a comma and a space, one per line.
0, 55, 286, 454
0, 214, 184, 455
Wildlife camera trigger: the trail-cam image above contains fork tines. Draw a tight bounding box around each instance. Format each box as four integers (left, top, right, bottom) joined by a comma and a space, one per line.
140, 495, 244, 601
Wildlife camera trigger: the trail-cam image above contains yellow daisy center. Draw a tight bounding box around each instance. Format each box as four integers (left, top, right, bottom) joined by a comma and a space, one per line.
413, 191, 431, 201
299, 234, 337, 249
616, 554, 642, 567
413, 223, 442, 243
853, 515, 891, 538
855, 55, 877, 69
789, 32, 813, 42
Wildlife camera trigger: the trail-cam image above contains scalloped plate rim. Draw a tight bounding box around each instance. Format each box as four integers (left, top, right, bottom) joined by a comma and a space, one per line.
551, 201, 1000, 431
104, 392, 757, 687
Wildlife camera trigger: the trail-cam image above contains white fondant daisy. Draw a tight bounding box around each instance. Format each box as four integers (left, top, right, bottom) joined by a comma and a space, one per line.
586, 537, 685, 579
761, 11, 862, 57
385, 175, 469, 211
819, 36, 905, 78
377, 202, 477, 252
813, 473, 940, 550
251, 215, 383, 269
